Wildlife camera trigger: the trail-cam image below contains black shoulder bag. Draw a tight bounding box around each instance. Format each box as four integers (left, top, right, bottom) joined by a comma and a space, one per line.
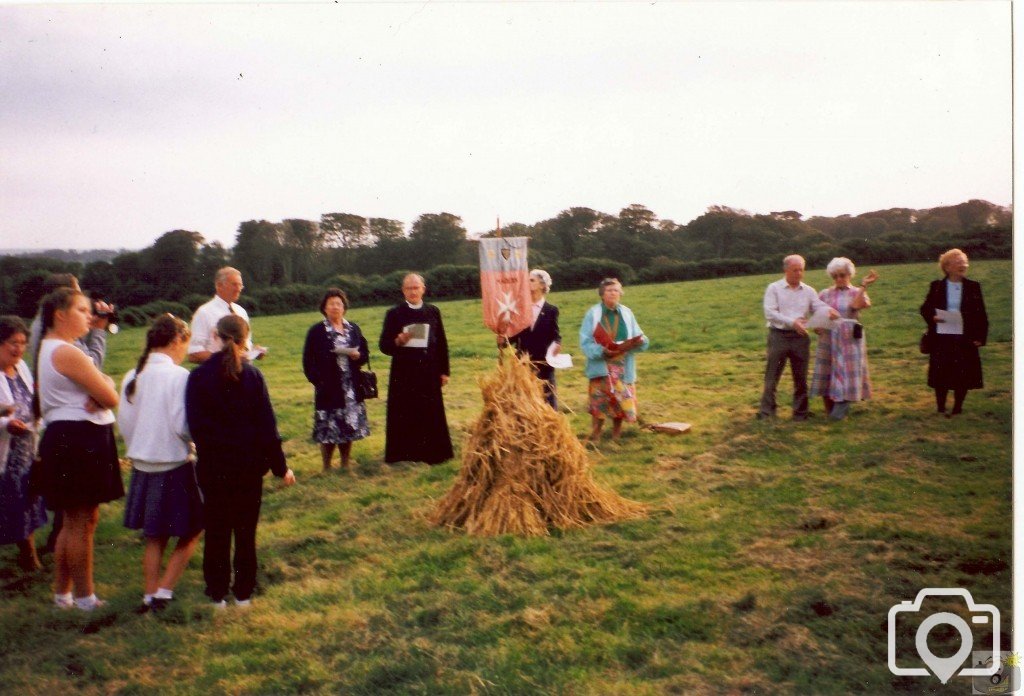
356, 353, 379, 400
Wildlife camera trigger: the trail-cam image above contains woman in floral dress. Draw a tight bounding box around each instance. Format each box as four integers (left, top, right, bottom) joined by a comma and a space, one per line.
0, 316, 47, 572
810, 258, 878, 421
302, 288, 370, 471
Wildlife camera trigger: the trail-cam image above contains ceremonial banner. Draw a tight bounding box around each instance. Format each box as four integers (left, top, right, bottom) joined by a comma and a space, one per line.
479, 236, 531, 336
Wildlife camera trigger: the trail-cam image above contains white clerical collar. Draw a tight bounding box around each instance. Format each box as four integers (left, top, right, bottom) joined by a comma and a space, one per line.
406, 301, 424, 309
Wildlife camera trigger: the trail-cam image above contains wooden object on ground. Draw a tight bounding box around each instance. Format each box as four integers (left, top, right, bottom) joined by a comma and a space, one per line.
431, 349, 646, 536
647, 422, 692, 435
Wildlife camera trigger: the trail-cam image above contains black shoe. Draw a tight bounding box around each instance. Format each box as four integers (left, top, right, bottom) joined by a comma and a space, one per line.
792, 413, 810, 422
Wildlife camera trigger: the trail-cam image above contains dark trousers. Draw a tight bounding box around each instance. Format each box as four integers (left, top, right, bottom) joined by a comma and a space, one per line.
759, 328, 810, 417
536, 365, 558, 410
202, 480, 263, 602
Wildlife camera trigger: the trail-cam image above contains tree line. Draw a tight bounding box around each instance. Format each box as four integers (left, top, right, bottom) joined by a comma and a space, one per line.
0, 200, 1010, 324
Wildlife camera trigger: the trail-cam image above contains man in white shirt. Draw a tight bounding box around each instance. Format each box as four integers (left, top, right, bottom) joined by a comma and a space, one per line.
759, 255, 837, 420
188, 267, 263, 363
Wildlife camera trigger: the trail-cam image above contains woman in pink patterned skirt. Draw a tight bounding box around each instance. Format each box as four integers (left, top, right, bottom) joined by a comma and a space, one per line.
810, 258, 878, 421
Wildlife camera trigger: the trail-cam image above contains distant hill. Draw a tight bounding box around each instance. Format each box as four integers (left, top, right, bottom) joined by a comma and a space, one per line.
804, 199, 1011, 239
0, 248, 128, 263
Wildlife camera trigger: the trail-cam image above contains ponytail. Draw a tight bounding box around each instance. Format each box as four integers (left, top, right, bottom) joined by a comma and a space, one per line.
124, 347, 152, 404
215, 314, 248, 382
31, 287, 83, 420
125, 314, 191, 403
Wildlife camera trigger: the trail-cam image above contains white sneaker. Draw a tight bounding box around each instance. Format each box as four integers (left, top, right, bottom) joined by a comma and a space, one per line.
210, 599, 228, 610
234, 598, 252, 608
74, 596, 107, 612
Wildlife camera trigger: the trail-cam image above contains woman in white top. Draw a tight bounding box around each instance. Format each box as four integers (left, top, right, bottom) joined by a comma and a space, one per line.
119, 315, 203, 612
34, 288, 122, 611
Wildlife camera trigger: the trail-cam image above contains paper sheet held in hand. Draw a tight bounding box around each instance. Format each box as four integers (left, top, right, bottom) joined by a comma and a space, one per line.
403, 323, 430, 348
806, 307, 836, 330
545, 342, 572, 369
245, 347, 268, 361
935, 309, 963, 335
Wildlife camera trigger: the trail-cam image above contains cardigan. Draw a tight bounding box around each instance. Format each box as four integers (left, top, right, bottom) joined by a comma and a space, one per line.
0, 360, 35, 476
301, 319, 370, 410
579, 303, 649, 382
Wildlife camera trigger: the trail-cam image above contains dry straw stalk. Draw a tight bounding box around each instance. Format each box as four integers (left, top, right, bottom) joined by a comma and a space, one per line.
431, 348, 647, 536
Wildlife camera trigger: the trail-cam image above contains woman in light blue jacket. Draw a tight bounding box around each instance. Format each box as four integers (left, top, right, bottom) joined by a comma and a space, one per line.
579, 278, 649, 441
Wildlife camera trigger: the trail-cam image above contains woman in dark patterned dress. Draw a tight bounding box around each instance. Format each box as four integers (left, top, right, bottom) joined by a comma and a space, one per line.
302, 288, 370, 472
0, 316, 47, 572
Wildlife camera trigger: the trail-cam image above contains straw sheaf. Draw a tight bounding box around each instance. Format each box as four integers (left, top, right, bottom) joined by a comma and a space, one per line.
431, 348, 647, 536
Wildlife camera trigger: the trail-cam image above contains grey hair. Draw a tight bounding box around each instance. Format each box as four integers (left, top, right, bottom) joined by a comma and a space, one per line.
598, 277, 623, 297
530, 269, 552, 293
215, 267, 242, 285
402, 273, 425, 286
826, 257, 855, 279
782, 255, 805, 270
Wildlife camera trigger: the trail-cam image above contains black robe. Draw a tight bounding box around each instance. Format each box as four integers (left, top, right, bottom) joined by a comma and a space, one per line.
378, 303, 453, 464
919, 278, 988, 390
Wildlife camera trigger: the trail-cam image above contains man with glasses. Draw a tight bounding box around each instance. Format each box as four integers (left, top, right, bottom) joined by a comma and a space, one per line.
188, 267, 264, 363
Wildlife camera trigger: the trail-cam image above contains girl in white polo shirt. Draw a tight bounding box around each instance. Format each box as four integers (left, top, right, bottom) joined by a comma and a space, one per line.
118, 315, 203, 612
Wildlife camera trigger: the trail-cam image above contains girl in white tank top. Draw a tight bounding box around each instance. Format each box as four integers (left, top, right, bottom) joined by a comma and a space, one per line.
37, 339, 114, 426
33, 289, 120, 612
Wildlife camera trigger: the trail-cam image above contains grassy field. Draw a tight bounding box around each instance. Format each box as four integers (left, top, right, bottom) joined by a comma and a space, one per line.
0, 260, 1011, 695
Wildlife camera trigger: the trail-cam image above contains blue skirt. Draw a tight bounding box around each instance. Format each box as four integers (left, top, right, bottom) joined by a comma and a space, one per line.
123, 463, 204, 539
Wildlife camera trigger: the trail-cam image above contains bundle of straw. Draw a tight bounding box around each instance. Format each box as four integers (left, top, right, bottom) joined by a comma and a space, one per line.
431, 348, 647, 536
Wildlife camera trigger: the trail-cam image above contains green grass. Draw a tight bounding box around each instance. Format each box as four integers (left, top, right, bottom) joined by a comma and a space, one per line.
0, 260, 1011, 694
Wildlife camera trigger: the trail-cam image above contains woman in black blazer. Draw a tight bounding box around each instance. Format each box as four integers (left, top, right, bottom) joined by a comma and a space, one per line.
302, 288, 370, 471
502, 269, 561, 409
919, 249, 988, 416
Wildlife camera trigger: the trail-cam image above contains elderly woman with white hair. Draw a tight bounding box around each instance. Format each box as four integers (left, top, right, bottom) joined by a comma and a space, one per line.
503, 269, 561, 409
580, 278, 648, 440
809, 257, 878, 420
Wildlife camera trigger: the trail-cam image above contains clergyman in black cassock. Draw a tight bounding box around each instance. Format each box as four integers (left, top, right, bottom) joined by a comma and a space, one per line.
378, 275, 454, 465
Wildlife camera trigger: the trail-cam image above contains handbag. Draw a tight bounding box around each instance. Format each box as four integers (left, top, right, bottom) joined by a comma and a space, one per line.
919, 331, 932, 355
356, 354, 379, 400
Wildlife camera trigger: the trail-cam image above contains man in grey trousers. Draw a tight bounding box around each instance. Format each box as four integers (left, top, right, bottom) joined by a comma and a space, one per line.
758, 255, 837, 420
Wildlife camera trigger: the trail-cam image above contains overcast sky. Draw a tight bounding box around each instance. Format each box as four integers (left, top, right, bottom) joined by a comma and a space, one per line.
0, 1, 1012, 250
